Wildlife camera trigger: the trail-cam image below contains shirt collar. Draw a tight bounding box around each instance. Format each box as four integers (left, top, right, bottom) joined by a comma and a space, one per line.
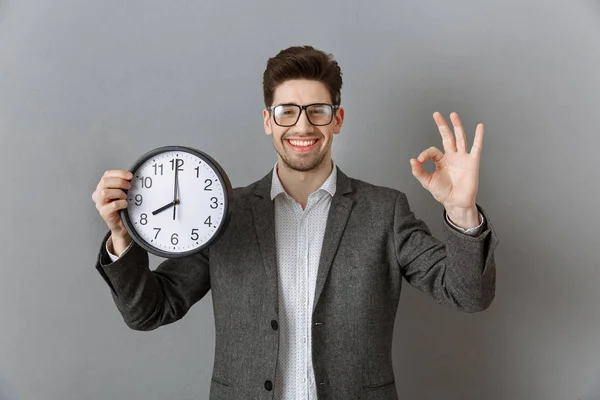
270, 161, 337, 201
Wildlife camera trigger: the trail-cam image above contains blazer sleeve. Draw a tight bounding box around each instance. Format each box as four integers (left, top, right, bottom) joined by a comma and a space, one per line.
95, 231, 211, 330
393, 193, 499, 312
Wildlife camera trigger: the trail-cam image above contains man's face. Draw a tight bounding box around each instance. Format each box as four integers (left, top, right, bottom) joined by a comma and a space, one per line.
263, 79, 344, 172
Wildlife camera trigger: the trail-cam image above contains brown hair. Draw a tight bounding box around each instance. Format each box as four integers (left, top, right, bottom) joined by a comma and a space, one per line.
262, 45, 343, 108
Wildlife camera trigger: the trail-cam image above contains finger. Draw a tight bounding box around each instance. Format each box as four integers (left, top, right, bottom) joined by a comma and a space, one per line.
450, 112, 468, 152
410, 158, 432, 189
433, 112, 457, 152
99, 200, 128, 220
417, 146, 444, 166
94, 188, 127, 206
103, 170, 134, 180
470, 123, 484, 156
99, 177, 132, 191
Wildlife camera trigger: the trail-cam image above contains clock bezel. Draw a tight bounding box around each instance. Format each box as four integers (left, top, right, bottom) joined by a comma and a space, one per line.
120, 145, 233, 259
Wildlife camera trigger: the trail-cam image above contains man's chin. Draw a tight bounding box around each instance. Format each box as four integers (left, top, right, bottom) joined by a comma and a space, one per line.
280, 155, 326, 172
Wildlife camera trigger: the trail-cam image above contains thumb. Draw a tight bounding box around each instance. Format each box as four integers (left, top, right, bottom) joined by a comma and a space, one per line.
410, 158, 432, 189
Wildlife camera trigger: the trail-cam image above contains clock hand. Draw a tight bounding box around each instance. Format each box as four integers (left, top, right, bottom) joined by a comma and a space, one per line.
173, 159, 180, 220
152, 200, 179, 216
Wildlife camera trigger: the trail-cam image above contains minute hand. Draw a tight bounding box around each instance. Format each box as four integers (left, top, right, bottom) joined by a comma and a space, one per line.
173, 159, 180, 220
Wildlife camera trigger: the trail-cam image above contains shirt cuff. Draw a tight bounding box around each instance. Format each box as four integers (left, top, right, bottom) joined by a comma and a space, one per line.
445, 212, 485, 236
105, 235, 133, 262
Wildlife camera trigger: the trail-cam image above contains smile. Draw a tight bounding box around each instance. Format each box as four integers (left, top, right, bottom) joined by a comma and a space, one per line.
288, 139, 317, 147
286, 138, 320, 152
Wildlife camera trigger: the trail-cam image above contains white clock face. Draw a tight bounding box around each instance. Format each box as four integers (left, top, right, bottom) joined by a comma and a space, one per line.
125, 149, 228, 255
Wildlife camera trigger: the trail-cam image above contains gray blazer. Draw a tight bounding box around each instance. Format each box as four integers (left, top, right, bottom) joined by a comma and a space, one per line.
95, 167, 498, 400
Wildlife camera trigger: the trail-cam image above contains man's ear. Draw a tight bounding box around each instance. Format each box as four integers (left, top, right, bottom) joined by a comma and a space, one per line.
333, 107, 345, 134
263, 109, 273, 136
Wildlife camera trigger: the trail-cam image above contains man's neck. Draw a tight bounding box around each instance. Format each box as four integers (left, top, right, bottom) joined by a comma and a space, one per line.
276, 157, 333, 209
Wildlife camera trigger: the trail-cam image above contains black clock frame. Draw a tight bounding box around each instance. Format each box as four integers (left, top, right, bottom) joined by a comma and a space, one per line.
120, 145, 233, 258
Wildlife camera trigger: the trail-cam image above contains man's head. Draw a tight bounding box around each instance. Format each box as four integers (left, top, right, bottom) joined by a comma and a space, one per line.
262, 46, 344, 172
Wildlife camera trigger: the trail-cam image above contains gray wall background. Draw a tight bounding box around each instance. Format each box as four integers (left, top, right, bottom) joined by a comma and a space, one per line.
1, 0, 599, 399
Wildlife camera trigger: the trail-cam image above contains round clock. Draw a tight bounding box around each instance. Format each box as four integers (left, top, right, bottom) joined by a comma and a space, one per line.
120, 145, 233, 258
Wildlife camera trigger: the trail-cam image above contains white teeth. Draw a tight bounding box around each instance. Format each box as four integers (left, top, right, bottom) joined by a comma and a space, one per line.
289, 139, 316, 147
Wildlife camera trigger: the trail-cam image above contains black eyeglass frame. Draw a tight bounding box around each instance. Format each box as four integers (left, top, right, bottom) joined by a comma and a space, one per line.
267, 103, 340, 127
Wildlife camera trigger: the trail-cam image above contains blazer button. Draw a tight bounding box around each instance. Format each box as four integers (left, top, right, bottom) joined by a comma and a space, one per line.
264, 380, 273, 391
271, 320, 278, 330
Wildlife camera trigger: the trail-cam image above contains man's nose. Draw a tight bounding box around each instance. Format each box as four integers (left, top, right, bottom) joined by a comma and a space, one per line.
293, 110, 314, 133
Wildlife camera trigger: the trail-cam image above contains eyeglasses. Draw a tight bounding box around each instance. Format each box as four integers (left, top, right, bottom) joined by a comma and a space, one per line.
268, 103, 339, 127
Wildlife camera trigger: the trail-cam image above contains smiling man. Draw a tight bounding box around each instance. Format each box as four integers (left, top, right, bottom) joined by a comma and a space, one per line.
93, 45, 498, 400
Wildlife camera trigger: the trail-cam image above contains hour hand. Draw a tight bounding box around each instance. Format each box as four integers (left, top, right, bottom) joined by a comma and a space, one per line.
152, 200, 180, 215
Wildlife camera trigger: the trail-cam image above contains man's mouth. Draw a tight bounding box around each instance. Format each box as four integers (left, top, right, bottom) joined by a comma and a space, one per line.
286, 138, 319, 152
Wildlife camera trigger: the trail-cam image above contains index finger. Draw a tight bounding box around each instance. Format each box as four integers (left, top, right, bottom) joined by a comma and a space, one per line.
432, 112, 457, 152
103, 170, 134, 180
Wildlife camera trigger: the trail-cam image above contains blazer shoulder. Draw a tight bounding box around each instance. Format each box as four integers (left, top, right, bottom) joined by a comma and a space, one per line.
232, 181, 258, 199
346, 176, 406, 205
230, 174, 269, 209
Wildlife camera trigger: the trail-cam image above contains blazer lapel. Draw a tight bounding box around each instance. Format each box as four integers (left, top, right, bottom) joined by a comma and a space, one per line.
313, 167, 354, 312
250, 171, 279, 314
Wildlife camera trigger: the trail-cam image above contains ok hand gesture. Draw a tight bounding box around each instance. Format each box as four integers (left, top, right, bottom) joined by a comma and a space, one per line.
410, 112, 483, 229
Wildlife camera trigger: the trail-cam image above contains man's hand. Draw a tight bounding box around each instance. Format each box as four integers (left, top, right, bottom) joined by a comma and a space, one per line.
410, 112, 483, 229
92, 169, 134, 255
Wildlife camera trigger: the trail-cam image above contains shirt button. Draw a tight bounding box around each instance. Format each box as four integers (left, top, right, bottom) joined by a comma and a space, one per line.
271, 320, 278, 330
264, 380, 273, 391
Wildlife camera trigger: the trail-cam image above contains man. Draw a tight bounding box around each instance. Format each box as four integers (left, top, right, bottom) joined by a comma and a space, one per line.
92, 45, 498, 400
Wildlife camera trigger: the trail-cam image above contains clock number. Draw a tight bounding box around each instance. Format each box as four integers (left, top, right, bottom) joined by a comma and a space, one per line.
210, 197, 218, 209
170, 158, 184, 171
204, 216, 212, 227
191, 229, 199, 241
153, 228, 161, 239
195, 166, 200, 178
134, 194, 143, 206
171, 233, 179, 245
140, 213, 148, 225
204, 179, 213, 191
152, 163, 164, 176
138, 176, 152, 188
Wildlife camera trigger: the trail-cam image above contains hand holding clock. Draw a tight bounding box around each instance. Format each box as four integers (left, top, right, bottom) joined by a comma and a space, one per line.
92, 147, 233, 259
92, 165, 182, 257
92, 169, 134, 256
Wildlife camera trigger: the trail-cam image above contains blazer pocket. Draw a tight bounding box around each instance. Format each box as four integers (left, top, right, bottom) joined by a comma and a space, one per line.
363, 379, 395, 391
210, 376, 236, 400
211, 376, 232, 387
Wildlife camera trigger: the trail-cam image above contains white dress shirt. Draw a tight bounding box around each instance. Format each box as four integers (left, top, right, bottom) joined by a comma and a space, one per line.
270, 162, 338, 400
106, 162, 484, 400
